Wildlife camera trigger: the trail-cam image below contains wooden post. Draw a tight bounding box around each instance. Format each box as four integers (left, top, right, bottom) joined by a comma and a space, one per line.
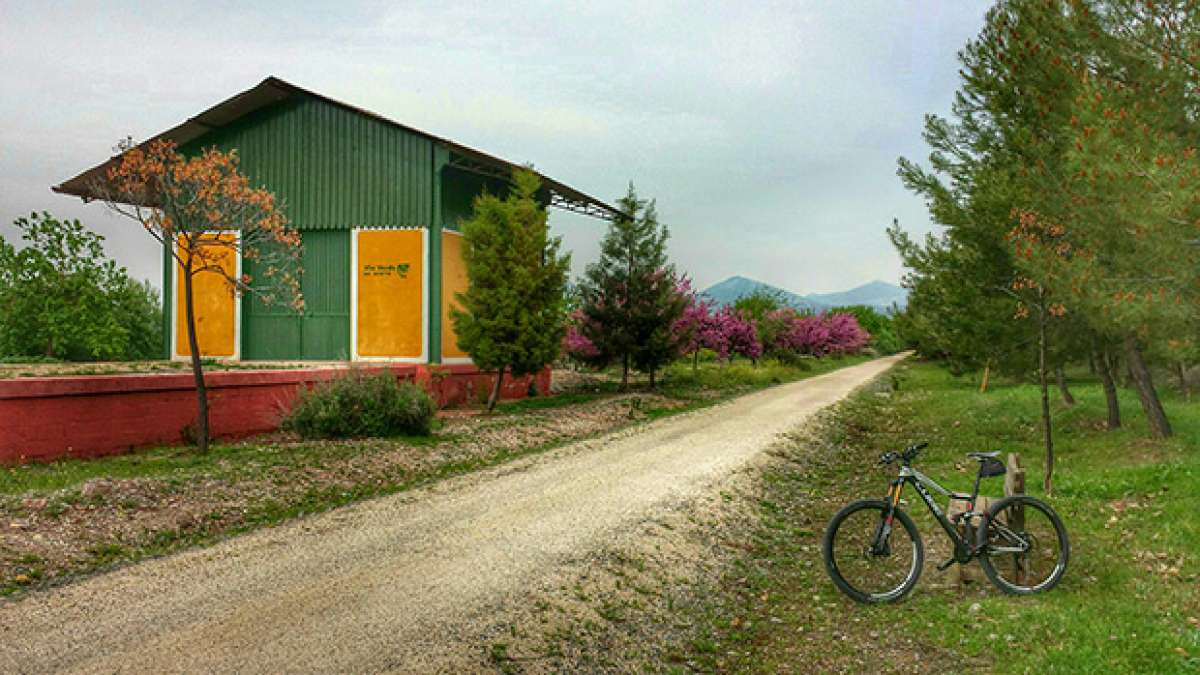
1003, 454, 1026, 584
1003, 453, 1025, 499
945, 453, 1024, 588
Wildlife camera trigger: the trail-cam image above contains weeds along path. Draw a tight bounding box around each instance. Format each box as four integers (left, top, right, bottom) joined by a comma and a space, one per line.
0, 354, 907, 673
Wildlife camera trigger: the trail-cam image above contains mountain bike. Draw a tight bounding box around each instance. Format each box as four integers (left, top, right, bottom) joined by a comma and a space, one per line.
821, 442, 1069, 603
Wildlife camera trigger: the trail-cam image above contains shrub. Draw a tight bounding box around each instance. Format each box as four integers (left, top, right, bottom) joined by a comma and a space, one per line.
0, 213, 163, 361
828, 304, 901, 354
282, 371, 436, 439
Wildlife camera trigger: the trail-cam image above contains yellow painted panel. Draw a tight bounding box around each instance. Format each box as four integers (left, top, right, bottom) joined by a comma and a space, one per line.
175, 233, 237, 358
442, 231, 470, 359
357, 229, 424, 358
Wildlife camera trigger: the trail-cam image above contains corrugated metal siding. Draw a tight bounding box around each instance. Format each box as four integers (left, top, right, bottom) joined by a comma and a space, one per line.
181, 96, 435, 230
300, 230, 350, 359
242, 231, 350, 360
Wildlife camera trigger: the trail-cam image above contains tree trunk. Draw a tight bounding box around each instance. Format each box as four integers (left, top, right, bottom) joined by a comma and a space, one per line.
692, 350, 699, 375
1037, 295, 1053, 495
1087, 353, 1096, 376
621, 354, 630, 391
1055, 365, 1075, 406
1095, 350, 1121, 430
979, 360, 991, 394
487, 367, 506, 412
182, 265, 210, 453
1124, 335, 1172, 439
649, 367, 657, 389
1176, 363, 1188, 397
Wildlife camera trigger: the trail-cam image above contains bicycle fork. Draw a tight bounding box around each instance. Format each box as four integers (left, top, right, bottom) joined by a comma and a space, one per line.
870, 479, 904, 556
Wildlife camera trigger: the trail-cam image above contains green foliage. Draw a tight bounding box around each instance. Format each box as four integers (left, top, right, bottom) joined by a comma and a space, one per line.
0, 212, 162, 361
112, 278, 164, 360
577, 183, 684, 384
732, 288, 786, 326
827, 304, 902, 354
1010, 2, 1200, 339
282, 371, 436, 439
451, 170, 571, 382
893, 0, 1192, 437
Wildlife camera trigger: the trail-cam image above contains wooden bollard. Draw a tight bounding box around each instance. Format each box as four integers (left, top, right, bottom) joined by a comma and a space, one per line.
1004, 453, 1025, 499
1003, 454, 1027, 584
945, 453, 1024, 588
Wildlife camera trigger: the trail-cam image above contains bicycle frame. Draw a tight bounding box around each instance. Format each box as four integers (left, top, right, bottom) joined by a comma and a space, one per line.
875, 465, 978, 561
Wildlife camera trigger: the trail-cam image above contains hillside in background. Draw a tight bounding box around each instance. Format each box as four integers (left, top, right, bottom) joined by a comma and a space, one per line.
701, 276, 907, 313
806, 279, 908, 311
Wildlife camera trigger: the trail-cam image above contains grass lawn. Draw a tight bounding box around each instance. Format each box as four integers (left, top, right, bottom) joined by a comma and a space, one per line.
672, 360, 1199, 673
0, 353, 871, 597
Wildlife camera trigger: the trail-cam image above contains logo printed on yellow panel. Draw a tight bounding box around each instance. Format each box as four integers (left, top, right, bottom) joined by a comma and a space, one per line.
363, 263, 410, 278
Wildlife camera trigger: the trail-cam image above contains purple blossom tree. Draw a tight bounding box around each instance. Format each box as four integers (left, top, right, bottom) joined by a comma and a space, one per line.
563, 309, 602, 363
672, 276, 714, 372
825, 312, 871, 354
762, 310, 870, 358
701, 305, 762, 364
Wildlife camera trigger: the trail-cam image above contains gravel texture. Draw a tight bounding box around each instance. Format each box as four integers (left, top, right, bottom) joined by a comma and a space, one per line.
0, 354, 905, 673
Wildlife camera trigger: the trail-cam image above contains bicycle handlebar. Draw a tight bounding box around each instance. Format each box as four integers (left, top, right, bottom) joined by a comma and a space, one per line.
879, 442, 929, 466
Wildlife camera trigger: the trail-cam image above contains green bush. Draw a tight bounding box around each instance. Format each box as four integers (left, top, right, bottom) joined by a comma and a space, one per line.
282, 371, 436, 439
0, 213, 163, 361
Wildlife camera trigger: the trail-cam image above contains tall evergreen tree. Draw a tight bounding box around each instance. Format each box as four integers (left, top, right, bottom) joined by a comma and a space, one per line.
577, 184, 683, 389
896, 0, 1194, 453
895, 0, 1098, 489
451, 170, 571, 411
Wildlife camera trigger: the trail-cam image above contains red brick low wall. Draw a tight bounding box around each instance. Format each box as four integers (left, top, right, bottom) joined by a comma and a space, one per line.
0, 364, 550, 464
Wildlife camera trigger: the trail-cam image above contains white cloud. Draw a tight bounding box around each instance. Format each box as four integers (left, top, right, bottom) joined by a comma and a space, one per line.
0, 0, 988, 294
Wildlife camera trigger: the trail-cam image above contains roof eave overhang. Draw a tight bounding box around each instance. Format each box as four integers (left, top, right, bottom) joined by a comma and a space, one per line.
51, 77, 620, 221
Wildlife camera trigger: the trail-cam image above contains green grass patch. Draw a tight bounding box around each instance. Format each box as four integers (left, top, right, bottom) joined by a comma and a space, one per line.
672, 361, 1200, 673
494, 391, 611, 413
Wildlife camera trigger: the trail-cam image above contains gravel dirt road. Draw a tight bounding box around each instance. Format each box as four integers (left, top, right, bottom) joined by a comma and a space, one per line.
0, 354, 906, 673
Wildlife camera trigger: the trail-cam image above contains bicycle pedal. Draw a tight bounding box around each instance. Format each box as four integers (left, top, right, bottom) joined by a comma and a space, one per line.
936, 558, 957, 571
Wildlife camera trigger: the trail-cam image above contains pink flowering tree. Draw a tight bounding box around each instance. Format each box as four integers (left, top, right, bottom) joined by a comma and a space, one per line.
672, 276, 714, 372
702, 305, 762, 364
723, 307, 763, 363
759, 310, 871, 359
825, 312, 871, 354
563, 309, 602, 366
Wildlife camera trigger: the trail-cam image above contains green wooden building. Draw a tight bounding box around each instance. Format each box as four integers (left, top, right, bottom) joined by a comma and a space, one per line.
54, 77, 617, 364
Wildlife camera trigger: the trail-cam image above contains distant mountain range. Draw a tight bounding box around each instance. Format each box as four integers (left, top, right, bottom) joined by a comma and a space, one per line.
702, 276, 908, 313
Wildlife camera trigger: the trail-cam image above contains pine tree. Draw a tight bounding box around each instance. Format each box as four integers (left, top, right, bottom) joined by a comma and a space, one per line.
578, 184, 682, 389
451, 170, 571, 411
897, 0, 1196, 447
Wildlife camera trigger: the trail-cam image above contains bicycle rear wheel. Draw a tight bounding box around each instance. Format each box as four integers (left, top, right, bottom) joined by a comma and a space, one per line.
977, 495, 1069, 594
822, 499, 924, 603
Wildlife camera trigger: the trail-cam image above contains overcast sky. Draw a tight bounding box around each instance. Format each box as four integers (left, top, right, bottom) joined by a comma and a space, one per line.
0, 1, 989, 295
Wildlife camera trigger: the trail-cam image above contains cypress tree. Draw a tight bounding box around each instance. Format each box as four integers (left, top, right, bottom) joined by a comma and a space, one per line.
578, 184, 683, 389
451, 170, 571, 411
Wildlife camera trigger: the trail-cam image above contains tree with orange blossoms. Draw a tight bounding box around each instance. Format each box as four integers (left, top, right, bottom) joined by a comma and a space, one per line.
1006, 2, 1200, 439
95, 138, 302, 452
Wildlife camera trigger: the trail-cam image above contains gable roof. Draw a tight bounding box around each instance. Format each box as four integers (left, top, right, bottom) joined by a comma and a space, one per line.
52, 76, 620, 221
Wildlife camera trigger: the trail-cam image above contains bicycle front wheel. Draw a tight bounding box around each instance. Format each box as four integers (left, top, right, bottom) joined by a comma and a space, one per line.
977, 495, 1069, 594
822, 499, 924, 603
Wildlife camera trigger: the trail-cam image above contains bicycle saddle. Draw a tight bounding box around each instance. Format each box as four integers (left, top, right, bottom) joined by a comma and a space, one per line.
967, 451, 1000, 461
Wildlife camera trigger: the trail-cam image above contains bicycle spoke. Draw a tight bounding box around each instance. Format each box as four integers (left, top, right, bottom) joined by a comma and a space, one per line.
983, 500, 1064, 590
830, 506, 918, 600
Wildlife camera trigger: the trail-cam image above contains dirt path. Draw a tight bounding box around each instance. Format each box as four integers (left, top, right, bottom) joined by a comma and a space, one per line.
0, 354, 906, 673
